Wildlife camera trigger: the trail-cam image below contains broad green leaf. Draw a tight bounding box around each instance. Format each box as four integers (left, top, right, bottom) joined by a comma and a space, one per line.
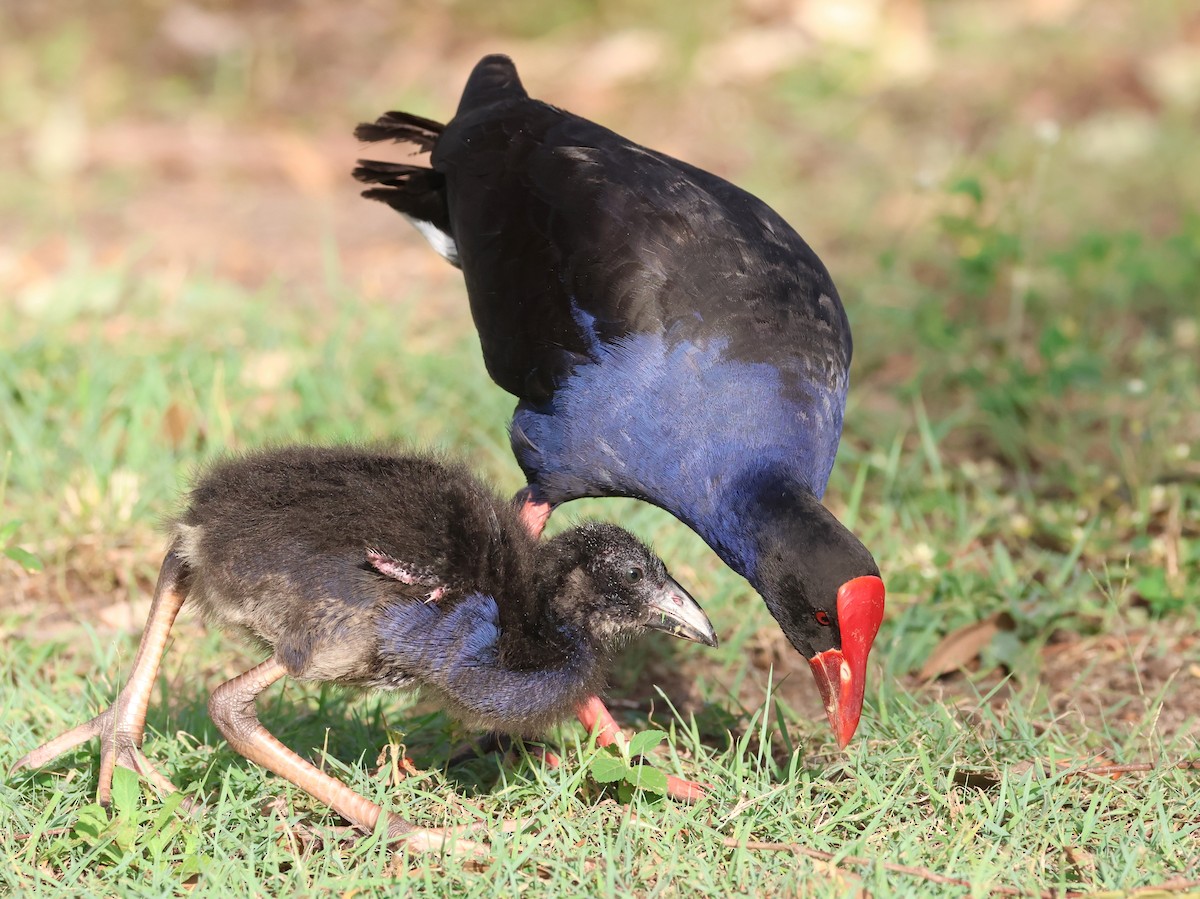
73, 804, 110, 843
624, 764, 669, 795
113, 820, 139, 852
109, 765, 141, 820
628, 729, 667, 758
589, 755, 630, 784
0, 519, 21, 542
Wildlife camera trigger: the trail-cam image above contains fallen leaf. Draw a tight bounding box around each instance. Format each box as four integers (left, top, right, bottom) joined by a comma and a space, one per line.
918, 612, 1015, 680
1064, 845, 1098, 884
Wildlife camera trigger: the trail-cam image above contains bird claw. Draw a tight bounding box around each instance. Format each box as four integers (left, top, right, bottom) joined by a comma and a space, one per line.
395, 824, 490, 858
538, 739, 703, 803
573, 697, 707, 803
664, 774, 708, 803
12, 699, 189, 810
101, 738, 184, 806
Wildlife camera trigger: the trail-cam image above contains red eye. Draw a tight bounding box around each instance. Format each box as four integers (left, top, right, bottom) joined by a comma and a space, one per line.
814, 610, 832, 627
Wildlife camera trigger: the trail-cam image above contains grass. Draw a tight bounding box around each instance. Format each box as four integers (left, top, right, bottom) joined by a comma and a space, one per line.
3, 628, 1196, 896
2, 254, 1196, 897
2, 1, 1199, 895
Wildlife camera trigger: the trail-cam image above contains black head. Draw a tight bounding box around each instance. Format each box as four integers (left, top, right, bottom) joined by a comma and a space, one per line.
753, 506, 879, 655
545, 523, 717, 650
749, 481, 886, 749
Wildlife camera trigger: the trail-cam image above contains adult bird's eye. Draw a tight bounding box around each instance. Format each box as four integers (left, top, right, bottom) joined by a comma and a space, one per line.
624, 566, 644, 584
814, 610, 832, 627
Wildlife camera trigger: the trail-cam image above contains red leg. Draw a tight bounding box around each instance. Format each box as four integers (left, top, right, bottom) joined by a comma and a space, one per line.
575, 696, 708, 803
513, 488, 568, 771
514, 486, 552, 539
575, 695, 624, 746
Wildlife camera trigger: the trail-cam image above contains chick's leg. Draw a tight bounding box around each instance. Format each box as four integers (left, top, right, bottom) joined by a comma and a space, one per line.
207, 656, 483, 854
10, 550, 189, 804
208, 657, 396, 834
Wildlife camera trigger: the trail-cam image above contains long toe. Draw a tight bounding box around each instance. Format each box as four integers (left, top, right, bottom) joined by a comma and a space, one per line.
96, 724, 180, 806
400, 826, 490, 857
384, 813, 417, 841
97, 730, 139, 806
665, 774, 709, 803
117, 743, 180, 798
10, 706, 117, 776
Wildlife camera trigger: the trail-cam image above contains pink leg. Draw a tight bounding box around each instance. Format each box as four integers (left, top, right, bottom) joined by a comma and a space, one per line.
208, 657, 399, 835
575, 695, 624, 747
514, 486, 552, 539
11, 551, 191, 805
207, 656, 484, 854
514, 487, 568, 769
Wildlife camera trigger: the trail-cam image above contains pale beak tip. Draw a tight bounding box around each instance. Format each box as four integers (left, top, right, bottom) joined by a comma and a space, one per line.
645, 579, 718, 648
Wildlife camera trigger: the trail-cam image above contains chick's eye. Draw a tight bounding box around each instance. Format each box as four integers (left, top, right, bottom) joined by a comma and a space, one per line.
624, 566, 644, 584
814, 610, 832, 627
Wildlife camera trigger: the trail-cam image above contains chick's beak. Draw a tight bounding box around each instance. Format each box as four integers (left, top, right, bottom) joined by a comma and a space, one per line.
644, 577, 718, 647
807, 575, 886, 749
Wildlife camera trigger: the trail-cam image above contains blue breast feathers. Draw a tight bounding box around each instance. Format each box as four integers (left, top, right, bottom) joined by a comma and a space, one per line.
376, 593, 592, 726
511, 330, 846, 581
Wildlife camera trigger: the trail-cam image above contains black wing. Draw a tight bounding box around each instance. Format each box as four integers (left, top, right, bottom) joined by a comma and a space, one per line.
357, 54, 851, 405
436, 56, 852, 403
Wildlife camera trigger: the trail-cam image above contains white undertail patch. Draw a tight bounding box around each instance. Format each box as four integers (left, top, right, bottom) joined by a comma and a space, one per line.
403, 215, 460, 267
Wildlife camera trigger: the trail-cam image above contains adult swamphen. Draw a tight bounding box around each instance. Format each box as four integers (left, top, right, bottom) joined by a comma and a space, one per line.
353, 55, 885, 780
11, 446, 716, 847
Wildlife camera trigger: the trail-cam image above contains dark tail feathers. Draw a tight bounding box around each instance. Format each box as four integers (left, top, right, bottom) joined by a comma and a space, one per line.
352, 160, 448, 227
353, 110, 444, 152
354, 111, 452, 253
353, 54, 525, 266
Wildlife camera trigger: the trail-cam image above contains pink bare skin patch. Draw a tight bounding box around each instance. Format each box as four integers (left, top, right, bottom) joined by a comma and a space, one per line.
366, 549, 447, 603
